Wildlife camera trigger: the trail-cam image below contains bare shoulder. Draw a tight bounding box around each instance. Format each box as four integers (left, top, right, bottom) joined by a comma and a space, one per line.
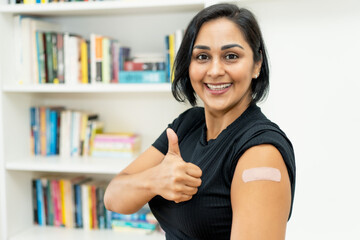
230, 144, 291, 240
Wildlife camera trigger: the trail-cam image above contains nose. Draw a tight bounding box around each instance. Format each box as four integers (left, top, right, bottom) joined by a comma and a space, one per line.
207, 58, 225, 78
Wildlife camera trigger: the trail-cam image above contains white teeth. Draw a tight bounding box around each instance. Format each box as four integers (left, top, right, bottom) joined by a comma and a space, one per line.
206, 83, 232, 91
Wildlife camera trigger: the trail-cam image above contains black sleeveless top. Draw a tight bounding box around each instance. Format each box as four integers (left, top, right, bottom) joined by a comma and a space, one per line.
149, 104, 296, 240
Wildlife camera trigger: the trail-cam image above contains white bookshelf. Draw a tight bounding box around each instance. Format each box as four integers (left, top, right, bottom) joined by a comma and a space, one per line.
2, 83, 171, 93
9, 225, 164, 240
5, 156, 135, 174
0, 0, 206, 239
0, 0, 205, 16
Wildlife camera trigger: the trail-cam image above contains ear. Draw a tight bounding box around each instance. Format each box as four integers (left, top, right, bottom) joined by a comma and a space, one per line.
252, 51, 263, 79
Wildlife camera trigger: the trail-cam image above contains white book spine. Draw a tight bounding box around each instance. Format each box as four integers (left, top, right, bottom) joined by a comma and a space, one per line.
81, 184, 90, 230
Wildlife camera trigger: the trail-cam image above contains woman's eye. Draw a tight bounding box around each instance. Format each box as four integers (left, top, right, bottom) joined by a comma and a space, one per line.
196, 54, 209, 61
225, 53, 238, 60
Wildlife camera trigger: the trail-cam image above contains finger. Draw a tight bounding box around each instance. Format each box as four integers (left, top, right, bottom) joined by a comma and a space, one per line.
175, 194, 193, 203
185, 163, 202, 178
182, 185, 199, 196
183, 174, 202, 188
167, 128, 181, 156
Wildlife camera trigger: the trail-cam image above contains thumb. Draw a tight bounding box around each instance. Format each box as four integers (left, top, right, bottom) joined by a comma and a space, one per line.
167, 128, 180, 156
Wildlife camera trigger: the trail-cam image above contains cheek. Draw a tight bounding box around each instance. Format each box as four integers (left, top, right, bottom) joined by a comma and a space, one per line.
189, 62, 205, 82
228, 62, 254, 82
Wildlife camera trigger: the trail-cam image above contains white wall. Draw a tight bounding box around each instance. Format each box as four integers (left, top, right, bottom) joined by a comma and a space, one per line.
241, 0, 360, 239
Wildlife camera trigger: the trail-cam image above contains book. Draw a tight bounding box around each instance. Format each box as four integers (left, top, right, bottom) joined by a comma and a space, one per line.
51, 32, 59, 83
73, 177, 92, 228
35, 178, 46, 226
45, 32, 54, 83
111, 219, 157, 231
102, 37, 110, 84
124, 61, 166, 71
119, 71, 166, 84
32, 179, 38, 224
168, 33, 175, 82
57, 33, 65, 84
95, 35, 103, 83
80, 39, 89, 84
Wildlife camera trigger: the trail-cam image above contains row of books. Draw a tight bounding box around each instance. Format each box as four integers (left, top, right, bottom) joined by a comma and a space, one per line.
32, 176, 158, 232
15, 16, 170, 85
30, 106, 141, 158
30, 106, 103, 157
10, 0, 116, 4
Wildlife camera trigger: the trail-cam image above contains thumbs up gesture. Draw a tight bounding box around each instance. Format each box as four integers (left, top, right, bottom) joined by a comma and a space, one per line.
153, 128, 202, 203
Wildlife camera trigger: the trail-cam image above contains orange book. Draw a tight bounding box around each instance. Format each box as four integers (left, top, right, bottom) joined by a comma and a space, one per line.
91, 185, 98, 229
95, 36, 103, 82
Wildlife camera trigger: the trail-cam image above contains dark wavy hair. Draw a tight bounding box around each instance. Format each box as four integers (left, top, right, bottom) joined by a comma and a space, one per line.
172, 3, 270, 106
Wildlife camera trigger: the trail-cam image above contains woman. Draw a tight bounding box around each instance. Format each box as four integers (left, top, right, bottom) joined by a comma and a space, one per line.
104, 3, 296, 240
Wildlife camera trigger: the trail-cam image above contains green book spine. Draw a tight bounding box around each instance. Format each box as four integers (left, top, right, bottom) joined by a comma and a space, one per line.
45, 32, 54, 83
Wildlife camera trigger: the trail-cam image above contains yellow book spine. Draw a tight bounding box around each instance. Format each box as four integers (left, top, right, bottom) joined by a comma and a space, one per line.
59, 180, 66, 226
80, 113, 88, 156
169, 33, 175, 82
88, 185, 93, 229
81, 40, 88, 84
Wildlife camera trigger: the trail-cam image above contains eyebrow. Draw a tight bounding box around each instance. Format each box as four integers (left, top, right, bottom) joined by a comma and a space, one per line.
193, 44, 244, 50
221, 44, 244, 50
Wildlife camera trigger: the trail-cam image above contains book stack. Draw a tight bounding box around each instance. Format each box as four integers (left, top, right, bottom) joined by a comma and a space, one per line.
111, 207, 158, 233
120, 54, 167, 84
91, 133, 141, 158
30, 106, 103, 157
165, 29, 184, 82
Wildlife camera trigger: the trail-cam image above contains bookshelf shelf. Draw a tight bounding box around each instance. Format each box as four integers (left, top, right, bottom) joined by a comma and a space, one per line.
2, 83, 172, 93
0, 0, 205, 16
5, 156, 135, 174
9, 226, 165, 240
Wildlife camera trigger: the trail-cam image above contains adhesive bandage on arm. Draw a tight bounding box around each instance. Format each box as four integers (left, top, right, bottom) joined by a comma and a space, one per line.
242, 167, 281, 183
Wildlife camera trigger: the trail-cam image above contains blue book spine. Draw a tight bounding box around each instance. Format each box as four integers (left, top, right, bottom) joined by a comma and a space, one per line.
106, 209, 112, 229
30, 107, 36, 155
45, 108, 51, 156
75, 184, 83, 228
34, 107, 40, 155
50, 110, 57, 155
36, 31, 41, 83
36, 179, 45, 226
119, 71, 166, 84
111, 219, 156, 230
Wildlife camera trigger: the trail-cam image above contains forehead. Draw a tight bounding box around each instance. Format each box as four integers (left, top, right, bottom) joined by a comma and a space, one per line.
194, 18, 247, 46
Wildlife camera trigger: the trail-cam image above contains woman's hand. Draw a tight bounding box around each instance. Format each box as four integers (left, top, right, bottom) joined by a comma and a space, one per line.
151, 128, 202, 203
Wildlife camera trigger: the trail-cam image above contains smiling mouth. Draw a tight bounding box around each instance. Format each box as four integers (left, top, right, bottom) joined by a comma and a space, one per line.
205, 83, 232, 91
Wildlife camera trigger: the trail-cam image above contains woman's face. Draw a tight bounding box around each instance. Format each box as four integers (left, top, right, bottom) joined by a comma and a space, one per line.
189, 18, 261, 114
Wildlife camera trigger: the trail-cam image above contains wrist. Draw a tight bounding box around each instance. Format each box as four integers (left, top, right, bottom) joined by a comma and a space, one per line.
142, 166, 158, 198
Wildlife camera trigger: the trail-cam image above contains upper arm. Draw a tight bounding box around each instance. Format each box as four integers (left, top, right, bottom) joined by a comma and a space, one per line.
120, 146, 165, 175
230, 144, 291, 240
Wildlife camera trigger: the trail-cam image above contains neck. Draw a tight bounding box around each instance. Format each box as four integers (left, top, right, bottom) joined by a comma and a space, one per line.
205, 100, 252, 141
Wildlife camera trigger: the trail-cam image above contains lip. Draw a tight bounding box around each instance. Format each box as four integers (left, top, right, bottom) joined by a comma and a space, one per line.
204, 83, 232, 95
